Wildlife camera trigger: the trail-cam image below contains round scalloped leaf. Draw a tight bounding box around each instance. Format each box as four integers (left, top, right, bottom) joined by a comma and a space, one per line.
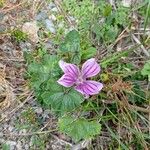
58, 116, 101, 142
41, 89, 84, 114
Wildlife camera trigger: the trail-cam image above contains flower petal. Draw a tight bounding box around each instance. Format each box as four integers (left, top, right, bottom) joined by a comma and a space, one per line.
59, 60, 79, 78
57, 73, 76, 87
81, 58, 100, 78
74, 80, 103, 96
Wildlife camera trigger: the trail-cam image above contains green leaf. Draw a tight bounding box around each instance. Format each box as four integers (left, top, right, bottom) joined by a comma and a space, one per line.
59, 30, 80, 52
41, 80, 63, 106
41, 89, 84, 114
27, 54, 59, 90
141, 61, 150, 81
71, 52, 81, 64
103, 4, 112, 17
58, 116, 101, 142
81, 47, 97, 59
2, 144, 10, 150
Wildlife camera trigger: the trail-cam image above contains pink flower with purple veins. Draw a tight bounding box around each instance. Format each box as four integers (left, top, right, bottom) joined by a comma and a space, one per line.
57, 58, 103, 98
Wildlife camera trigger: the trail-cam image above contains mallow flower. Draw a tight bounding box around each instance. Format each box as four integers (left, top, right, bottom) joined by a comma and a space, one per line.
57, 58, 103, 98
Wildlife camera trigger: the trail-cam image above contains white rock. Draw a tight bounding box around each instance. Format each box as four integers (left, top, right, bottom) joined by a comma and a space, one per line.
122, 0, 131, 7
9, 0, 17, 3
34, 107, 43, 114
42, 109, 51, 118
48, 2, 56, 9
58, 22, 64, 28
5, 141, 17, 148
68, 16, 76, 21
0, 138, 5, 143
44, 41, 53, 49
19, 41, 32, 51
24, 144, 29, 150
45, 19, 56, 33
8, 126, 14, 132
36, 11, 47, 21
19, 129, 26, 134
0, 132, 3, 138
51, 7, 58, 12
49, 14, 57, 21
22, 21, 39, 43
16, 141, 22, 150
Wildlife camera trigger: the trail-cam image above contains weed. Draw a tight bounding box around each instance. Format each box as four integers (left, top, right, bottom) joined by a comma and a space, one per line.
11, 29, 28, 42
15, 107, 39, 131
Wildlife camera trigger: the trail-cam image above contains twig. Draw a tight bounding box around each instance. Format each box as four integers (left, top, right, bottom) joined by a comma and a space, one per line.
103, 99, 150, 113
0, 2, 24, 14
131, 34, 150, 57
0, 57, 25, 62
50, 134, 73, 147
71, 140, 91, 150
2, 129, 57, 137
127, 104, 150, 114
107, 27, 128, 50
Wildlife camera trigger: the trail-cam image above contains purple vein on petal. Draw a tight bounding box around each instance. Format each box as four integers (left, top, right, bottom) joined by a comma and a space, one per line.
74, 80, 103, 96
81, 58, 100, 78
59, 60, 79, 78
57, 74, 76, 87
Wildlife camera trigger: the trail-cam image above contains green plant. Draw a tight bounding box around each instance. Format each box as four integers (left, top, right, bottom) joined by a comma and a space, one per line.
15, 107, 39, 131
141, 60, 150, 81
30, 135, 48, 150
11, 29, 28, 42
58, 116, 101, 142
25, 1, 150, 148
1, 144, 10, 150
26, 30, 102, 141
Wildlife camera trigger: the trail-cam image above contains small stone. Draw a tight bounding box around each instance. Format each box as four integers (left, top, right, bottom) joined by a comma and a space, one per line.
8, 126, 14, 132
10, 146, 15, 150
42, 109, 51, 119
24, 144, 29, 150
9, 0, 17, 3
0, 25, 6, 33
122, 0, 131, 7
0, 138, 5, 143
49, 14, 57, 21
22, 21, 39, 43
34, 107, 43, 114
19, 41, 32, 51
29, 136, 34, 146
1, 15, 9, 23
0, 13, 4, 21
44, 41, 53, 49
0, 132, 3, 138
46, 145, 50, 149
58, 22, 64, 28
5, 141, 16, 150
48, 2, 56, 9
36, 11, 48, 21
68, 16, 76, 21
19, 129, 26, 134
16, 141, 22, 150
45, 19, 56, 33
51, 7, 58, 12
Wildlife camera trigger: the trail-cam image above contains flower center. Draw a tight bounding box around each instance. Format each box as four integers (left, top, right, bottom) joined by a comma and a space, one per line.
76, 74, 84, 85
